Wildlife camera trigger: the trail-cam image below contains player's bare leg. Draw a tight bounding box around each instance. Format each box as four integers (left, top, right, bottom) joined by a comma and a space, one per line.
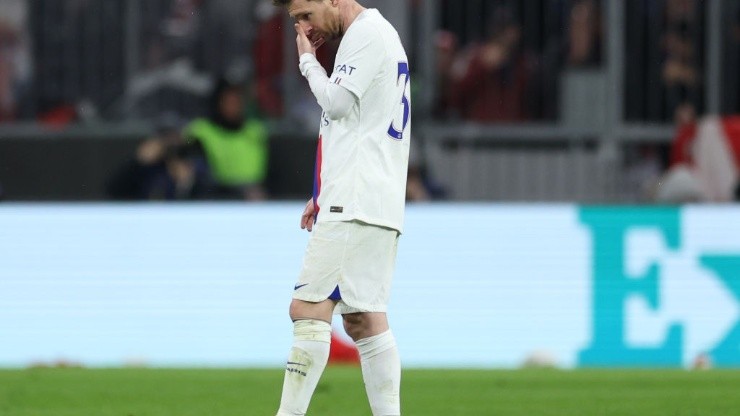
276, 299, 336, 416
344, 312, 401, 416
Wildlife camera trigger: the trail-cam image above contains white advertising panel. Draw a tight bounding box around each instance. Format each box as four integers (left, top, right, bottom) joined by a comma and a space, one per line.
0, 204, 738, 368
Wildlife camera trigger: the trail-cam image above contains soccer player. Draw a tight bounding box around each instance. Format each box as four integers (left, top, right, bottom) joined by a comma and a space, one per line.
271, 0, 411, 415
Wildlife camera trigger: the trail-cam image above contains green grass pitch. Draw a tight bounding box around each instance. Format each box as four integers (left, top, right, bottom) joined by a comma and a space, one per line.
1, 367, 739, 415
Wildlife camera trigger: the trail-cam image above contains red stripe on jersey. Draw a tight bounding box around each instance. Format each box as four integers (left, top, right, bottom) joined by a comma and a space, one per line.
312, 135, 323, 217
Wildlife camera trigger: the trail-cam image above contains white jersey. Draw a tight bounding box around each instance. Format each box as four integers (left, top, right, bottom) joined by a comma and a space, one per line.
313, 9, 411, 233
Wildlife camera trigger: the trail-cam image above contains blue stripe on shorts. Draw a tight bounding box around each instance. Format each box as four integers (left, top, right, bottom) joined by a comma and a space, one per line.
328, 285, 341, 300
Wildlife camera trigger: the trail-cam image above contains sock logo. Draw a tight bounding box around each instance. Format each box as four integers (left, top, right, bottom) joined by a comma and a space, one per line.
286, 361, 308, 377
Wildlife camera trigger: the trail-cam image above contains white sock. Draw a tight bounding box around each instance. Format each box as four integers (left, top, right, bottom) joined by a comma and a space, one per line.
356, 330, 401, 416
276, 319, 332, 416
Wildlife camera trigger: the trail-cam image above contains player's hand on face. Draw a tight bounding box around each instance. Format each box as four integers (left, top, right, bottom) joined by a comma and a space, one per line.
300, 198, 315, 232
295, 24, 324, 57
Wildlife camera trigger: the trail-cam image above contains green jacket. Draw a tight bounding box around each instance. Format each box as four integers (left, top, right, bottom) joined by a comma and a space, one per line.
186, 118, 268, 186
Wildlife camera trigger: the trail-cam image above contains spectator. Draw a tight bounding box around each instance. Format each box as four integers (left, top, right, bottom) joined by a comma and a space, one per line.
253, 0, 284, 118
0, 0, 31, 122
0, 21, 19, 122
661, 0, 700, 122
136, 0, 207, 71
566, 0, 602, 68
539, 0, 603, 119
106, 113, 208, 201
449, 6, 539, 122
656, 114, 740, 203
143, 0, 250, 75
185, 76, 269, 200
432, 30, 458, 119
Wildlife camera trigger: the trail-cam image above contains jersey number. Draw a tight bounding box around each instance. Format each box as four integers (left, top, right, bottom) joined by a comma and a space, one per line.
387, 62, 410, 141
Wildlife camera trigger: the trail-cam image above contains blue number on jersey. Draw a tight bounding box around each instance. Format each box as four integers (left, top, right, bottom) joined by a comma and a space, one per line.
387, 62, 410, 141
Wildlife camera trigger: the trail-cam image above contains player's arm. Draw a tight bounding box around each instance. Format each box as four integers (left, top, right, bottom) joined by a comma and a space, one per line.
295, 25, 357, 120
300, 54, 357, 120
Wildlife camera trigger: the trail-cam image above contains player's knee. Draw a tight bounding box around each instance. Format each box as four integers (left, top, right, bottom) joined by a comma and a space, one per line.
288, 300, 301, 321
343, 312, 390, 341
289, 299, 334, 322
342, 313, 366, 341
289, 299, 313, 321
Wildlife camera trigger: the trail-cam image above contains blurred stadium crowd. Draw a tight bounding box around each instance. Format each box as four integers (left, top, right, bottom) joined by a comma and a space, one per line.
1, 0, 740, 203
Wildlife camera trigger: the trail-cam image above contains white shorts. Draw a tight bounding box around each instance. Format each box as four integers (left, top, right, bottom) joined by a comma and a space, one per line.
293, 220, 400, 315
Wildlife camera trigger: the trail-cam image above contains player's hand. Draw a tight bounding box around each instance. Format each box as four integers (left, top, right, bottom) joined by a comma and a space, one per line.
295, 24, 324, 57
300, 198, 316, 232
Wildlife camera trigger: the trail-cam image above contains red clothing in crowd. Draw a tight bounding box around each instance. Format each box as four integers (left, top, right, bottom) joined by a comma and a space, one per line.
253, 13, 284, 117
451, 46, 535, 123
671, 116, 740, 168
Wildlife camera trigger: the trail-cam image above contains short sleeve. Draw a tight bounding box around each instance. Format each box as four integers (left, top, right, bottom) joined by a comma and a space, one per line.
330, 22, 385, 99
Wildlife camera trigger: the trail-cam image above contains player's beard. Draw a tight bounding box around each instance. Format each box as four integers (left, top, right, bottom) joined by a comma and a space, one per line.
311, 17, 343, 48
